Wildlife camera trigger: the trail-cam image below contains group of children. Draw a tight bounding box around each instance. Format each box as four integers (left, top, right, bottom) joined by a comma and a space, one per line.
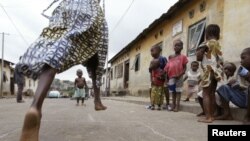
149, 24, 250, 123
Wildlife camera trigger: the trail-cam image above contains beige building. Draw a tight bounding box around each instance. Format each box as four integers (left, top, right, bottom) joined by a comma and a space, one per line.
0, 59, 15, 96
100, 68, 111, 96
0, 59, 38, 96
23, 77, 38, 95
109, 0, 250, 96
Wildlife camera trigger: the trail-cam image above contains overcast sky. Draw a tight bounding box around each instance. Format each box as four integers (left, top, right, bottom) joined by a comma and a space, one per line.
0, 0, 177, 81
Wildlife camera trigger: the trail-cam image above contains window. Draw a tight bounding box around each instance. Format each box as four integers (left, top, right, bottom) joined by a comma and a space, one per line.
159, 29, 164, 36
131, 54, 140, 72
200, 1, 206, 12
187, 19, 206, 56
3, 71, 8, 82
115, 63, 123, 78
152, 42, 163, 55
189, 9, 195, 19
154, 34, 158, 39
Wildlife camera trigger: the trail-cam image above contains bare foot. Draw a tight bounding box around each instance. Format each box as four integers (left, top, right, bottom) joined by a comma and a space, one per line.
20, 108, 41, 141
173, 107, 179, 112
215, 114, 233, 120
196, 112, 205, 117
95, 101, 107, 111
198, 117, 214, 123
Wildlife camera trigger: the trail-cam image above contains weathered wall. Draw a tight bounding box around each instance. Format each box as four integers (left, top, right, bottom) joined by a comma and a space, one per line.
222, 0, 250, 64
110, 53, 129, 95
0, 63, 12, 95
110, 0, 250, 96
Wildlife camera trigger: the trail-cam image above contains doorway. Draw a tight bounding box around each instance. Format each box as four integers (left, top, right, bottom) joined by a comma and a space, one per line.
124, 60, 129, 89
10, 77, 14, 95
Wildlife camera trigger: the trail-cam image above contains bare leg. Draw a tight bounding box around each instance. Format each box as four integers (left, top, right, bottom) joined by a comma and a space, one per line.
20, 66, 57, 141
214, 96, 233, 120
90, 67, 107, 111
171, 92, 176, 111
76, 98, 80, 106
164, 87, 169, 105
197, 96, 205, 117
149, 88, 152, 106
198, 86, 215, 123
174, 93, 181, 112
184, 92, 194, 102
81, 98, 85, 106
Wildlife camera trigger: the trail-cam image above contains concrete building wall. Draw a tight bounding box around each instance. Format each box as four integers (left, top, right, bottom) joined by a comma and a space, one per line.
110, 0, 249, 96
110, 53, 129, 95
222, 0, 250, 64
22, 78, 38, 94
0, 63, 13, 95
127, 0, 225, 96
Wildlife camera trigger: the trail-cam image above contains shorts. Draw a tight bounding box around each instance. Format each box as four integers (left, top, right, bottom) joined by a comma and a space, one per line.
168, 76, 183, 93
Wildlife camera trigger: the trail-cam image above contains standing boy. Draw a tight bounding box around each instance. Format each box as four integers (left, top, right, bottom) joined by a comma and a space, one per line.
164, 39, 188, 112
75, 69, 87, 106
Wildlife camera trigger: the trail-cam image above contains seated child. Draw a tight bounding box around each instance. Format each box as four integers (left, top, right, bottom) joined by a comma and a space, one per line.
183, 61, 201, 102
216, 61, 250, 120
196, 62, 236, 117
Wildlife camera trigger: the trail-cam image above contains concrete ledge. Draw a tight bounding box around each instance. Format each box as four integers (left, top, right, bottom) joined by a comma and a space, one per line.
104, 96, 247, 121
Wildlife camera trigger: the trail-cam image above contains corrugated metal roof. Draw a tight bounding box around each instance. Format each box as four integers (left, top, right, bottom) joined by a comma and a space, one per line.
109, 0, 189, 63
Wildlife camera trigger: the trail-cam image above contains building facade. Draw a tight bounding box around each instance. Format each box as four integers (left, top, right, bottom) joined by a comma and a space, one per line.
109, 0, 250, 96
0, 59, 39, 96
100, 68, 111, 96
0, 59, 15, 96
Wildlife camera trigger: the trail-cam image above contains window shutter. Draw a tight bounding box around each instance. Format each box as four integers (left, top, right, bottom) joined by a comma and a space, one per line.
188, 20, 206, 56
131, 55, 139, 70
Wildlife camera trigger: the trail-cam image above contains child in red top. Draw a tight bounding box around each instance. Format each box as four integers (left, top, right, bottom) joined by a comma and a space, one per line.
164, 39, 188, 112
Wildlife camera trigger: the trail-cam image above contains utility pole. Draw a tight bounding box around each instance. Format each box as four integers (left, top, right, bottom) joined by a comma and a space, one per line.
0, 32, 9, 98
